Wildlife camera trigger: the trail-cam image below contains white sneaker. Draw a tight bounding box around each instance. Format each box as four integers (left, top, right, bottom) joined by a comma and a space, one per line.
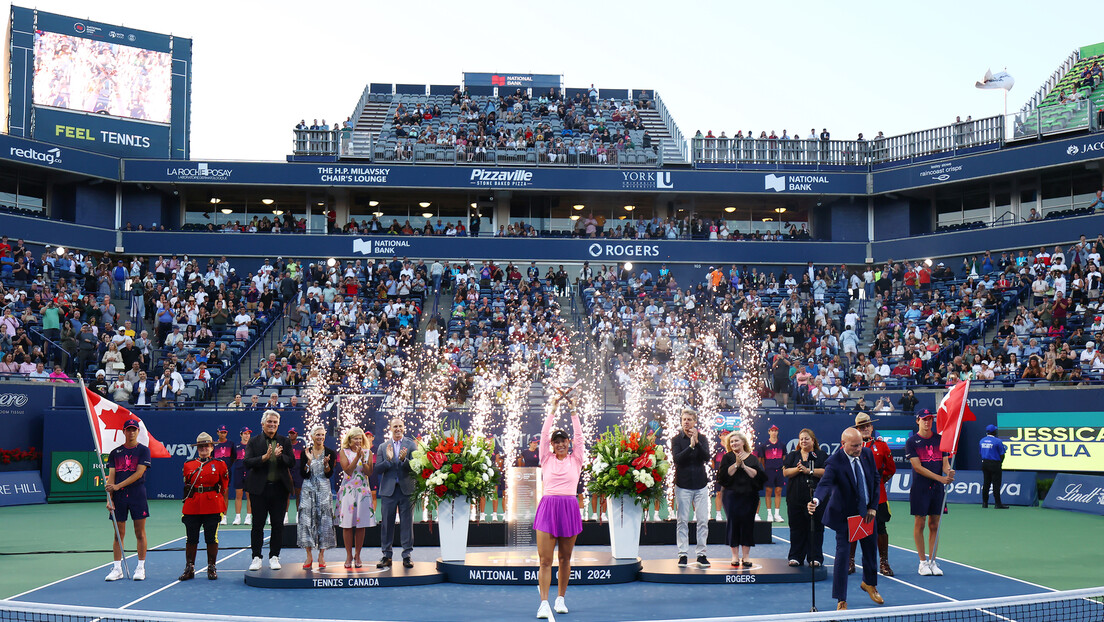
133, 566, 145, 581
232, 514, 241, 525
490, 512, 498, 521
918, 560, 933, 576
266, 515, 271, 526
929, 560, 943, 576
284, 511, 289, 523
480, 512, 487, 521
269, 556, 281, 570
220, 515, 227, 525
754, 513, 764, 521
554, 596, 569, 614
715, 511, 723, 521
536, 600, 552, 619
248, 557, 263, 571
105, 566, 124, 581
774, 509, 784, 522
244, 515, 252, 525
600, 512, 608, 521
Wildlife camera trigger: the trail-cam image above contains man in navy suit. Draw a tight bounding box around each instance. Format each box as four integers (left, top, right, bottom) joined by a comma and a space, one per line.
376, 418, 417, 569
808, 427, 884, 611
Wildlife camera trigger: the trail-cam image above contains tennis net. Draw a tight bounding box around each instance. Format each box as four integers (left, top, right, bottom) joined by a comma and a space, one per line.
635, 586, 1104, 622
2, 587, 1103, 622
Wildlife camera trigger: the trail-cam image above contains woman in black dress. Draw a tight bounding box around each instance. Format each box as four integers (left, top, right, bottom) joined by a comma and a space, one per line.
782, 428, 826, 566
717, 431, 766, 567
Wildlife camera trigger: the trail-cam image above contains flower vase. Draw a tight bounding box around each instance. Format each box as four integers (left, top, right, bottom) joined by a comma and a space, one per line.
606, 495, 643, 559
437, 495, 471, 561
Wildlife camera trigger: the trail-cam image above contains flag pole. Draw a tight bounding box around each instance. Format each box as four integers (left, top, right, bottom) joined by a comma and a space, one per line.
932, 380, 970, 565
80, 378, 131, 579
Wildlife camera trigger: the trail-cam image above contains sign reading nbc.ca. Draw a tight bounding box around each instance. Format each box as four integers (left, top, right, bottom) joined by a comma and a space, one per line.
998, 412, 1104, 472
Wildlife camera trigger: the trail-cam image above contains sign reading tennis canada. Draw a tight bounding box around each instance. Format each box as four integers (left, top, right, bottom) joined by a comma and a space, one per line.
998, 412, 1104, 472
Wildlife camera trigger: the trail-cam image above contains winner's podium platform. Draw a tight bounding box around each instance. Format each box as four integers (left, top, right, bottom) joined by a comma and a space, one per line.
438, 550, 640, 585
244, 561, 444, 589
639, 558, 827, 584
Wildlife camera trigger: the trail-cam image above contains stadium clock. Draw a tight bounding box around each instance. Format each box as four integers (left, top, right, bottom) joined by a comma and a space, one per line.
56, 458, 84, 484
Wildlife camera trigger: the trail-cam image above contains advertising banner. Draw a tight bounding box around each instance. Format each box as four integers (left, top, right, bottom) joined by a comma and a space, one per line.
463, 72, 561, 90
885, 469, 1038, 506
0, 471, 47, 507
0, 132, 119, 179
121, 160, 869, 195
34, 107, 171, 159
1041, 473, 1104, 515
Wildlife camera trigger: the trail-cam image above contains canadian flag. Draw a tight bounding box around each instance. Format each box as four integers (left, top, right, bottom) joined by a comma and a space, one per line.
936, 380, 976, 455
83, 387, 171, 458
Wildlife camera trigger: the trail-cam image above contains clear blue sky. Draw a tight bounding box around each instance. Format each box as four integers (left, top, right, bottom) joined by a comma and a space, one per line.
11, 0, 1101, 161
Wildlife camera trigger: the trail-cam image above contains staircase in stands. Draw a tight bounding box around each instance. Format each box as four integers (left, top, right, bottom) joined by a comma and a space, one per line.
637, 108, 686, 165
347, 100, 392, 158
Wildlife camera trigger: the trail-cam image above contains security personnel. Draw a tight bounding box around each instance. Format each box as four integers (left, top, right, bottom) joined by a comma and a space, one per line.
850, 412, 897, 576
180, 432, 229, 581
980, 424, 1009, 509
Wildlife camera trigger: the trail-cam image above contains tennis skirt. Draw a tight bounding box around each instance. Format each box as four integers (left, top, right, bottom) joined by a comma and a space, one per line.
533, 494, 583, 538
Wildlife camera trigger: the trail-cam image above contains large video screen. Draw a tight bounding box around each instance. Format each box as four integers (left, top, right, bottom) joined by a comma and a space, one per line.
31, 30, 172, 124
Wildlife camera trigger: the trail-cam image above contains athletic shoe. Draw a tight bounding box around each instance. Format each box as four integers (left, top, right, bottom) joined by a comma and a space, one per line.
774, 509, 784, 522
918, 560, 933, 576
677, 555, 688, 567
284, 511, 289, 523
248, 557, 263, 571
696, 555, 711, 568
232, 515, 241, 525
220, 515, 227, 525
536, 600, 552, 619
480, 513, 487, 521
929, 560, 943, 576
266, 515, 271, 526
133, 566, 145, 581
715, 511, 723, 521
269, 556, 281, 570
105, 566, 124, 581
244, 515, 252, 525
554, 596, 569, 614
754, 513, 764, 521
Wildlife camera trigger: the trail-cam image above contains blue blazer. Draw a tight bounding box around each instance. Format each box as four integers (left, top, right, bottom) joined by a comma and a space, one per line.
375, 436, 417, 497
812, 447, 879, 532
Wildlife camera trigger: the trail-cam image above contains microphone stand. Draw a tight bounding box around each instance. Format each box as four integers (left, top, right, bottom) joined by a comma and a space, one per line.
806, 454, 817, 612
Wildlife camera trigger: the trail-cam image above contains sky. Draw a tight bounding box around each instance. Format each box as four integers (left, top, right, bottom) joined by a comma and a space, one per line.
10, 0, 1103, 162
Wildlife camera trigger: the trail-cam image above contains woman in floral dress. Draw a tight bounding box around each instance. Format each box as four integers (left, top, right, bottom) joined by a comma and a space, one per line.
338, 426, 375, 568
297, 425, 337, 569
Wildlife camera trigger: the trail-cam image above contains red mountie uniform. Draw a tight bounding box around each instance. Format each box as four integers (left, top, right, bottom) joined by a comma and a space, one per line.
863, 435, 896, 504
182, 458, 229, 516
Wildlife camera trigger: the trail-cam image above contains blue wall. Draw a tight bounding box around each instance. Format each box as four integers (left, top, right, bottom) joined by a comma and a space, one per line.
872, 197, 910, 241
830, 201, 867, 242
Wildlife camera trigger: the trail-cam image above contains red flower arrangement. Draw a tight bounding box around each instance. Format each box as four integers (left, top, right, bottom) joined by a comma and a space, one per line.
0, 447, 41, 465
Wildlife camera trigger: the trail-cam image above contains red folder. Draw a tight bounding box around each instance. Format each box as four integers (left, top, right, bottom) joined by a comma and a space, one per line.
848, 515, 874, 542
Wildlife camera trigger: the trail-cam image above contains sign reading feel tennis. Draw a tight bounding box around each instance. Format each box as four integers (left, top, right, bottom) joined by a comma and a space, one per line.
998, 412, 1104, 472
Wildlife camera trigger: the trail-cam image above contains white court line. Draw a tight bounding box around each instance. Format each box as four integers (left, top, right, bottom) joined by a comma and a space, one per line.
5, 536, 188, 601
118, 536, 267, 611
772, 533, 958, 603
775, 526, 1058, 592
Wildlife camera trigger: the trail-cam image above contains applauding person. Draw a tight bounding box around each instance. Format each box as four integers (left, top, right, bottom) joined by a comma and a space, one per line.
717, 431, 766, 567
298, 425, 337, 570
338, 426, 375, 569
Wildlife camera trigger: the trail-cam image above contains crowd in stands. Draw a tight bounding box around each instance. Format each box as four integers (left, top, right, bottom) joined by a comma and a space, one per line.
0, 240, 283, 407
382, 86, 658, 165
572, 215, 812, 241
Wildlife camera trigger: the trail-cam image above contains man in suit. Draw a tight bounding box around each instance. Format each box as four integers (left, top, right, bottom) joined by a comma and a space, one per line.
376, 417, 417, 569
242, 409, 295, 571
808, 427, 884, 611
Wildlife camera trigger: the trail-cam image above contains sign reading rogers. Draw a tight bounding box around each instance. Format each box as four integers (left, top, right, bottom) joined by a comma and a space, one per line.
587, 242, 661, 258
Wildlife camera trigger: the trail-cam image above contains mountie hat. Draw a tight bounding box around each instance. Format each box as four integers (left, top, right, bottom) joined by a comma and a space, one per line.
854, 412, 874, 426
192, 432, 214, 446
